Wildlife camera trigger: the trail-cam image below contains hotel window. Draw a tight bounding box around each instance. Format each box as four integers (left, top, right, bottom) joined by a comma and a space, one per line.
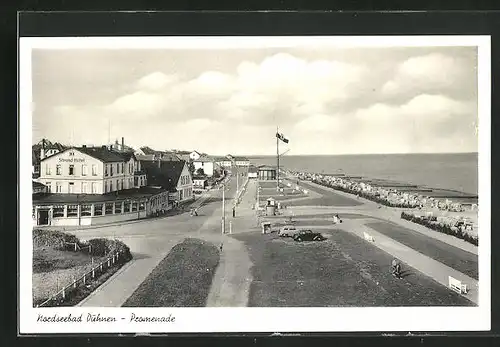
69, 165, 75, 175
91, 182, 97, 194
110, 180, 113, 191
56, 182, 62, 193
110, 164, 114, 176
67, 205, 78, 217
82, 164, 88, 176
92, 164, 97, 176
53, 206, 65, 218
114, 202, 122, 213
116, 163, 120, 174
105, 203, 113, 215
45, 164, 51, 175
131, 201, 138, 212
123, 201, 131, 213
81, 205, 92, 216
121, 163, 124, 173
68, 182, 74, 193
116, 180, 120, 190
46, 182, 52, 193
56, 165, 61, 175
81, 182, 88, 193
121, 179, 124, 190
139, 201, 146, 211
94, 203, 104, 216
105, 164, 108, 176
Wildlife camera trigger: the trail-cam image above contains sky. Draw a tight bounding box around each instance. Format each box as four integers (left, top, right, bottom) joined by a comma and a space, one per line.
31, 44, 479, 156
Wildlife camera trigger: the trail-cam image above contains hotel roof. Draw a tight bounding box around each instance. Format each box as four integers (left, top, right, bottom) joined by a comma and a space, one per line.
40, 146, 137, 163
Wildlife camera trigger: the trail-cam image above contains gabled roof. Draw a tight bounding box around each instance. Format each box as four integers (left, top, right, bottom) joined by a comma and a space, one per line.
140, 146, 157, 155
141, 160, 187, 192
41, 146, 136, 163
233, 156, 249, 161
194, 155, 214, 163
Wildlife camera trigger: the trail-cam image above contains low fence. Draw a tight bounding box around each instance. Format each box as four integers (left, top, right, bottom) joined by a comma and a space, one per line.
62, 241, 92, 253
36, 249, 127, 307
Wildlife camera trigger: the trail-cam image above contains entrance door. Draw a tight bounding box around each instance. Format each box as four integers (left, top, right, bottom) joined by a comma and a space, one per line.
38, 210, 49, 225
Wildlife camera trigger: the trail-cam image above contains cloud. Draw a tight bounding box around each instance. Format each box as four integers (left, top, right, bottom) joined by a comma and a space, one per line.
381, 53, 476, 100
136, 72, 178, 90
33, 49, 478, 155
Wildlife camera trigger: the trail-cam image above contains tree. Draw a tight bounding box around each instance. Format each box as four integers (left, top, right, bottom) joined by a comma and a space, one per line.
213, 170, 221, 179
196, 168, 205, 176
188, 161, 195, 176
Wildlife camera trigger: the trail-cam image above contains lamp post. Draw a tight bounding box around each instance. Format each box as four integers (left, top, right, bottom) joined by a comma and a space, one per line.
221, 182, 225, 234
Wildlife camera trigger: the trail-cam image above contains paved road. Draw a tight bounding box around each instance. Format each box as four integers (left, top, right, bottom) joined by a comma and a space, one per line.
78, 174, 253, 307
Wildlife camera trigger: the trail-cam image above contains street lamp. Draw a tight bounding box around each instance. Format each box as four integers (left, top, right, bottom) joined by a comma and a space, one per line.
221, 182, 225, 234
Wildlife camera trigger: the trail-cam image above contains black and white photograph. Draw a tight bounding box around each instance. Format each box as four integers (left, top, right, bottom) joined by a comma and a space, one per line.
19, 35, 491, 333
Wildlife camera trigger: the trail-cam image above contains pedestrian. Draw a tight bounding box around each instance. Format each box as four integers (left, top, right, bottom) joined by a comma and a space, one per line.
391, 259, 402, 279
232, 206, 235, 218
219, 243, 223, 252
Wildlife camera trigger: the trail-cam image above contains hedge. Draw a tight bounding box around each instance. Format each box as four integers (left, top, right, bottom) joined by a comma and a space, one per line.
400, 212, 478, 246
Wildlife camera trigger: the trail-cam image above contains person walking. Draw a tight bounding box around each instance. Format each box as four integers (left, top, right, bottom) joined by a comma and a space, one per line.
232, 206, 236, 218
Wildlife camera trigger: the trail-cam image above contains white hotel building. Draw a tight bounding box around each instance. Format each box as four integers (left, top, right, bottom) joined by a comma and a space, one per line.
33, 146, 171, 227
39, 145, 146, 194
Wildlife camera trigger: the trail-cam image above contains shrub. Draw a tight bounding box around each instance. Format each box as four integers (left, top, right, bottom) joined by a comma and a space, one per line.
86, 238, 132, 260
400, 211, 478, 246
33, 229, 82, 250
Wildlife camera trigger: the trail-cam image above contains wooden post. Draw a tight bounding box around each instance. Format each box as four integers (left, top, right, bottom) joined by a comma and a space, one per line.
73, 276, 76, 289
92, 268, 95, 279
83, 274, 86, 285
100, 263, 103, 272
108, 259, 111, 267
62, 287, 65, 300
74, 242, 77, 251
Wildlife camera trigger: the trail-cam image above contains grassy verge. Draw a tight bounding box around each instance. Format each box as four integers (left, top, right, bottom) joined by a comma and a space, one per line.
122, 238, 220, 307
32, 229, 132, 307
232, 230, 473, 307
366, 221, 478, 279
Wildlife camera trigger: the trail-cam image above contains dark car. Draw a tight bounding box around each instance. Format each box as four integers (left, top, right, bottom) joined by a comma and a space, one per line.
293, 230, 325, 242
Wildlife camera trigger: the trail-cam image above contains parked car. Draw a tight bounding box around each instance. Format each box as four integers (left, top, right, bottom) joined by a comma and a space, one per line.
278, 225, 298, 237
293, 230, 325, 242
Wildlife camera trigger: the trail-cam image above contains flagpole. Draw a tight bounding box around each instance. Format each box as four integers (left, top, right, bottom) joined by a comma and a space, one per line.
276, 126, 279, 191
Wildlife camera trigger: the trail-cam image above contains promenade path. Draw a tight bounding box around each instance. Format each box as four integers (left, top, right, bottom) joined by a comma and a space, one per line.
78, 175, 252, 307
260, 176, 479, 305
206, 178, 257, 307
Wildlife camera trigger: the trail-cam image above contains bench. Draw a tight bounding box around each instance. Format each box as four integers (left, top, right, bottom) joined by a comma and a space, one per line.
448, 276, 468, 294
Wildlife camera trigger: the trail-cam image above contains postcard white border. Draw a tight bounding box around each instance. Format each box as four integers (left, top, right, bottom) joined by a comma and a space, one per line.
19, 35, 491, 334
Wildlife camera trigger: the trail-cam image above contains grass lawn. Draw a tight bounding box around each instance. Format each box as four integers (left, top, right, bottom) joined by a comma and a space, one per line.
259, 195, 307, 202
232, 230, 473, 307
366, 221, 478, 280
299, 182, 363, 205
122, 238, 220, 307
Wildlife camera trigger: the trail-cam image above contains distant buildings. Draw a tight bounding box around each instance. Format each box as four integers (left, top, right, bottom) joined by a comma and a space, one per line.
258, 165, 277, 180
248, 165, 258, 179
140, 159, 194, 205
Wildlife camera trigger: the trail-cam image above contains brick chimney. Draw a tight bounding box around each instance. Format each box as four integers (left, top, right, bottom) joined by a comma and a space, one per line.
121, 137, 124, 151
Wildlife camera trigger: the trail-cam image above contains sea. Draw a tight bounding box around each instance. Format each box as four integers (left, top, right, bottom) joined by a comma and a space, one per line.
248, 153, 478, 196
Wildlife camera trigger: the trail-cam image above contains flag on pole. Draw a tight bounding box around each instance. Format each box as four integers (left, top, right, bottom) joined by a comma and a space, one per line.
276, 132, 289, 143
